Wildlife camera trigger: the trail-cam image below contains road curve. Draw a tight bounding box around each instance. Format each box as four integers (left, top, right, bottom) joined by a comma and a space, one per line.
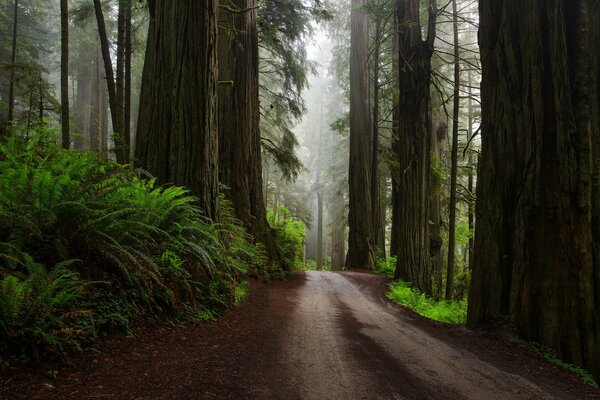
4, 270, 597, 400
279, 271, 586, 400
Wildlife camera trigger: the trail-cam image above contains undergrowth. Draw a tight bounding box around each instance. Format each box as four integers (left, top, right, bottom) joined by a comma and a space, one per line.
530, 343, 599, 388
267, 206, 305, 271
387, 280, 467, 324
0, 128, 261, 367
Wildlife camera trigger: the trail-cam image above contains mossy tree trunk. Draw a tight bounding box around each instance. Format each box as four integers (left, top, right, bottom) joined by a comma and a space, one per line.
468, 0, 600, 381
136, 0, 219, 219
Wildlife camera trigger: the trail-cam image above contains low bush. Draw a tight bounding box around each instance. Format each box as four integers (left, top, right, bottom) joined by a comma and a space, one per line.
0, 129, 257, 365
387, 280, 467, 324
376, 256, 397, 277
267, 206, 305, 271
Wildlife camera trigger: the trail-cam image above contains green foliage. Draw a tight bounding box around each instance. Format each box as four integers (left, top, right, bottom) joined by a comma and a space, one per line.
530, 343, 599, 388
0, 259, 91, 358
376, 255, 397, 277
387, 280, 467, 324
267, 206, 305, 271
0, 129, 256, 364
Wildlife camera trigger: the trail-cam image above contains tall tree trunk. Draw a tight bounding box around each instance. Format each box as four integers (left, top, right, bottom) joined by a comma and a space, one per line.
371, 16, 384, 260
466, 70, 475, 271
430, 119, 446, 299
316, 109, 324, 270
218, 0, 285, 268
331, 187, 346, 270
7, 0, 18, 125
93, 0, 126, 163
136, 0, 219, 220
392, 0, 436, 294
60, 0, 70, 149
468, 0, 600, 380
445, 0, 460, 301
346, 0, 376, 270
124, 0, 132, 158
115, 0, 127, 160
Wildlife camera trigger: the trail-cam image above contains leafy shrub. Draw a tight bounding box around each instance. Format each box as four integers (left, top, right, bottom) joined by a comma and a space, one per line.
387, 280, 467, 324
376, 256, 397, 277
267, 206, 305, 271
0, 129, 257, 363
0, 259, 91, 360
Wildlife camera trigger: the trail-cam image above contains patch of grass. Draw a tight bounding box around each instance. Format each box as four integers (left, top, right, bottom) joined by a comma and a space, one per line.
530, 343, 598, 388
387, 280, 467, 324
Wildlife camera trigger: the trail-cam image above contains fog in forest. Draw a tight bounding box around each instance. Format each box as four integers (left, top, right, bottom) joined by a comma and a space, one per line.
2, 1, 600, 395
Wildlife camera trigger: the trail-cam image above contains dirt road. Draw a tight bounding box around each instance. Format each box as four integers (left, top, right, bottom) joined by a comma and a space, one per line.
4, 271, 599, 399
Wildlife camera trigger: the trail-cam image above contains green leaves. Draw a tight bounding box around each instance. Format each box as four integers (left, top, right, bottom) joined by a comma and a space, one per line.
0, 130, 258, 364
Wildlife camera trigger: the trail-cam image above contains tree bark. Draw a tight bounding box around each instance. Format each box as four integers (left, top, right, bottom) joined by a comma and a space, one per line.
392, 0, 436, 294
124, 0, 132, 158
468, 0, 600, 380
372, 16, 384, 260
60, 0, 70, 149
136, 0, 219, 220
445, 0, 460, 301
218, 0, 286, 268
346, 0, 376, 270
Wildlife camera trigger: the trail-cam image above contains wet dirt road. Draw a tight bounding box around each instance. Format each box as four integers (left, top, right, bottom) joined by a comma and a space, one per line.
5, 271, 599, 399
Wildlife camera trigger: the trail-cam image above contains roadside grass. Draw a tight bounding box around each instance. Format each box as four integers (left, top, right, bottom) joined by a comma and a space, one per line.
387, 280, 467, 324
530, 343, 599, 388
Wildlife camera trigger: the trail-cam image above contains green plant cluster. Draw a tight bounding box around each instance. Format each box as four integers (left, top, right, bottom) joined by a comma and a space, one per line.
530, 343, 598, 387
376, 255, 397, 277
387, 280, 467, 324
267, 206, 305, 271
0, 129, 257, 366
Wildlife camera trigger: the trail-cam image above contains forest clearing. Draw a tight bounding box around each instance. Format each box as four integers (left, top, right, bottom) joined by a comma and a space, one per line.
1, 0, 600, 399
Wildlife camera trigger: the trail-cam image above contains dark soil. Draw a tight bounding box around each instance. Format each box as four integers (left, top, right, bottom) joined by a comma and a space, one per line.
2, 271, 599, 400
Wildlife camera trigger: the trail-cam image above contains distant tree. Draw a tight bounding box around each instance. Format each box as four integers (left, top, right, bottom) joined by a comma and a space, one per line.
60, 0, 70, 149
136, 0, 219, 219
392, 0, 436, 294
468, 0, 600, 381
6, 0, 19, 126
346, 0, 376, 270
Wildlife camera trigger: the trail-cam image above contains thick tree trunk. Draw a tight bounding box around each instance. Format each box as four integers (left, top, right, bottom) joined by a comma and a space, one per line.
445, 0, 460, 301
392, 0, 436, 294
218, 0, 285, 268
136, 0, 219, 220
60, 0, 70, 149
346, 0, 376, 270
468, 0, 600, 380
430, 119, 446, 299
372, 16, 384, 260
331, 188, 346, 270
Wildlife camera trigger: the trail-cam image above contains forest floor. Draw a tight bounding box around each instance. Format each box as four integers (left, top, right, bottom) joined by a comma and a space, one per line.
3, 270, 600, 400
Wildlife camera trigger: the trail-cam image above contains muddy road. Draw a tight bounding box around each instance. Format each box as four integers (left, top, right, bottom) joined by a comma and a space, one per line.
4, 271, 599, 399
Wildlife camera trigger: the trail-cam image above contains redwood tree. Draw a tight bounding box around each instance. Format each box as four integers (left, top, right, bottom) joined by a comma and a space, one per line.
218, 0, 285, 269
346, 0, 376, 270
60, 0, 69, 149
392, 0, 436, 294
136, 0, 219, 219
468, 0, 600, 380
